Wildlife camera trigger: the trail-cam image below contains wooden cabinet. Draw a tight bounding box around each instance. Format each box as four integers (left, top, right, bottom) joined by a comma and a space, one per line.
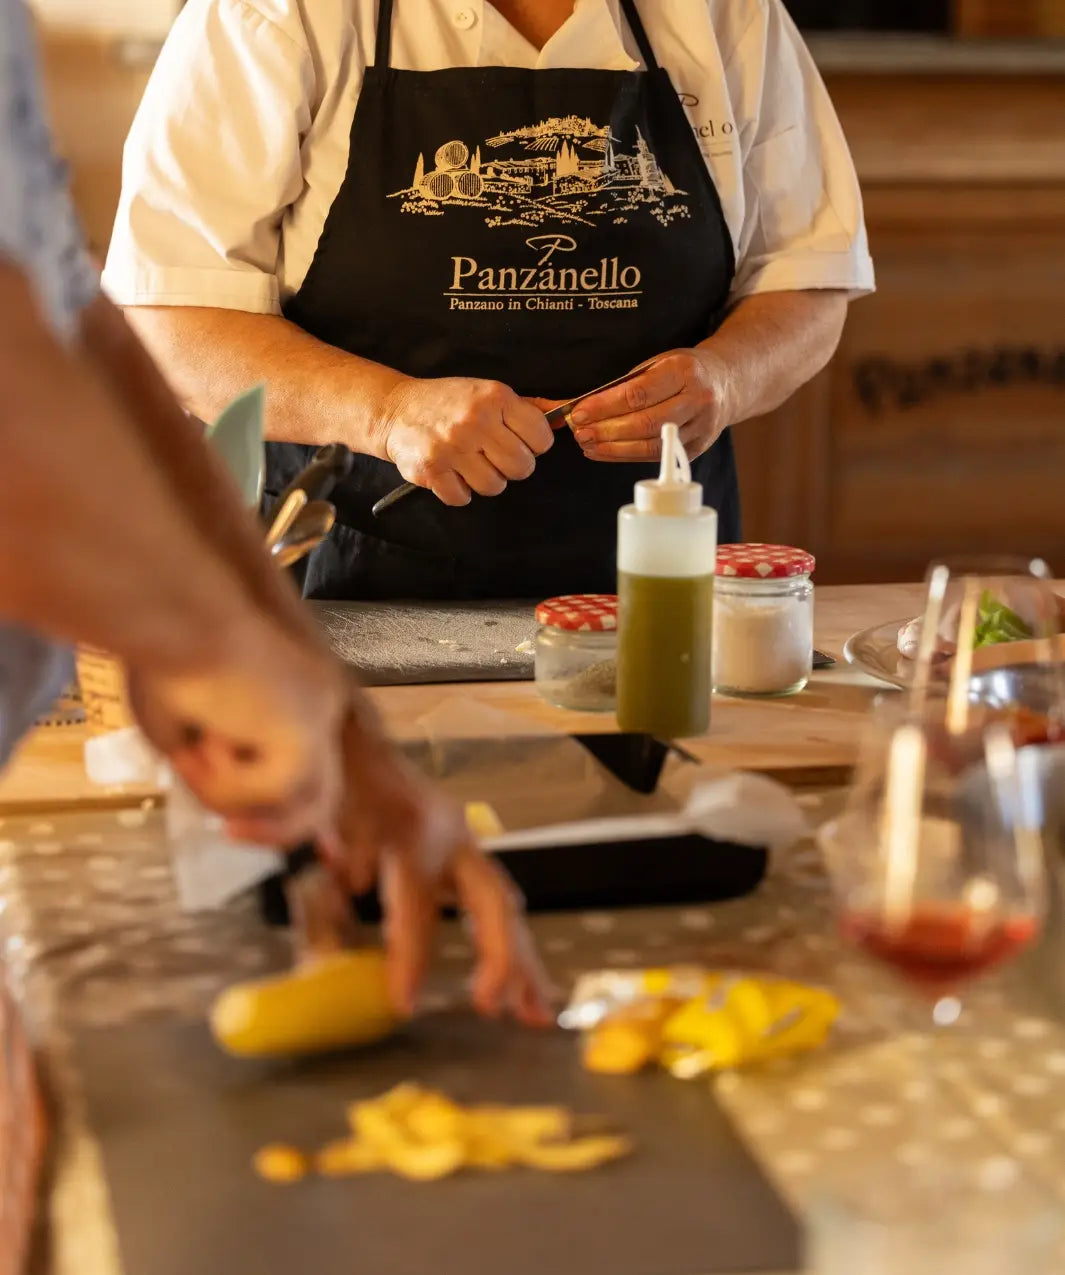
954, 0, 1065, 37
736, 72, 1065, 582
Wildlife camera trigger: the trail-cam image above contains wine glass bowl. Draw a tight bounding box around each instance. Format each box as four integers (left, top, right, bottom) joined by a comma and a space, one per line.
908, 555, 1065, 735
831, 704, 1046, 1006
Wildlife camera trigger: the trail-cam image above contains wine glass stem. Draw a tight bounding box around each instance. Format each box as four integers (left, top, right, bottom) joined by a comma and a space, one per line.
914, 995, 963, 1187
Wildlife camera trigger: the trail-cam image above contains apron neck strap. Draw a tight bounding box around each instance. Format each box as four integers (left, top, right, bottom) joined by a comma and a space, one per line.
617, 0, 659, 71
375, 0, 395, 68
375, 1, 660, 73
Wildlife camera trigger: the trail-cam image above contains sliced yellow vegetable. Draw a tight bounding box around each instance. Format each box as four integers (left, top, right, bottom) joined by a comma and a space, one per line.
583, 999, 680, 1075
514, 1135, 633, 1172
253, 1144, 310, 1184
469, 1104, 571, 1145
256, 1086, 632, 1185
210, 949, 397, 1059
465, 801, 504, 839
315, 1139, 381, 1177
385, 1140, 467, 1182
403, 1092, 466, 1143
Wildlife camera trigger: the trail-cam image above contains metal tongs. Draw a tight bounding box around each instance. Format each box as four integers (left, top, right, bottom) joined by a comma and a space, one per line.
264, 442, 353, 556
371, 365, 649, 518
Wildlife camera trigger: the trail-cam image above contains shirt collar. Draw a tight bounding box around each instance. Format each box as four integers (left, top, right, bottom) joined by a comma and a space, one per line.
541, 0, 641, 71
478, 0, 641, 72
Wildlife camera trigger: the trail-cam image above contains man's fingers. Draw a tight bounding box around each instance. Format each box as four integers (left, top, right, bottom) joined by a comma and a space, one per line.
457, 453, 508, 499
482, 431, 536, 483
508, 924, 557, 1028
452, 846, 516, 1018
575, 392, 695, 450
503, 396, 554, 456
380, 853, 437, 1017
567, 358, 678, 427
427, 471, 472, 507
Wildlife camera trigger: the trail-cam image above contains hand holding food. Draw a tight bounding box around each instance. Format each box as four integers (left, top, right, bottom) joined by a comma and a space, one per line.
324, 711, 553, 1025
379, 375, 554, 506
253, 1084, 633, 1184
558, 349, 732, 463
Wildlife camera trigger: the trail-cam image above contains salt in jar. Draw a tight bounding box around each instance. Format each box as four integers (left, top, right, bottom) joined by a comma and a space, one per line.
535, 594, 618, 712
712, 545, 815, 697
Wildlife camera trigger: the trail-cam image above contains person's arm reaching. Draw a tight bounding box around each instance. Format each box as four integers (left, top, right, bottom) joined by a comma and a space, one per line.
0, 263, 279, 672
70, 292, 550, 1022
78, 295, 321, 646
563, 290, 848, 461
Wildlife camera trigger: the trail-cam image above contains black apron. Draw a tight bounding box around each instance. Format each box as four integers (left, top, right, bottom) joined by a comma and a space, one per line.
269, 0, 739, 601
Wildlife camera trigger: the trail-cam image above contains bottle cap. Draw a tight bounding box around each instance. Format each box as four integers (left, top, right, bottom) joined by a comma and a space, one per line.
634, 423, 702, 516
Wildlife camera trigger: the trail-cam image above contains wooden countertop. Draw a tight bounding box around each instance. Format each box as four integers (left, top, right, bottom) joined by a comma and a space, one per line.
0, 582, 920, 814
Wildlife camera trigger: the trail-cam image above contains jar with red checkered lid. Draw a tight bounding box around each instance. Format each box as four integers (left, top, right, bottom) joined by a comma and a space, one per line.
712, 544, 815, 697
534, 594, 618, 712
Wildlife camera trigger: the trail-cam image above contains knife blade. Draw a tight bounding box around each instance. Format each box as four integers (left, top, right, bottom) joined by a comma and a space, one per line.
371, 365, 650, 518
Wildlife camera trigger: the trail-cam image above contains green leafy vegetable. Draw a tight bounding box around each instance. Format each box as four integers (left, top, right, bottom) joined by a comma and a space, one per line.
973, 590, 1033, 649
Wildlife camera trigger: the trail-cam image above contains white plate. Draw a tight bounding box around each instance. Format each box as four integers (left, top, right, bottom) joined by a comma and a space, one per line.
843, 617, 914, 688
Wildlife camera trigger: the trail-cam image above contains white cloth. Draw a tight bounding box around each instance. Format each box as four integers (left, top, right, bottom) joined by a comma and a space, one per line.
0, 0, 97, 762
103, 0, 875, 314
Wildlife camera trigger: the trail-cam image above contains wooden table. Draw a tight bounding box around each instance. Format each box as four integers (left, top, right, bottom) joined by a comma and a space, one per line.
0, 583, 917, 815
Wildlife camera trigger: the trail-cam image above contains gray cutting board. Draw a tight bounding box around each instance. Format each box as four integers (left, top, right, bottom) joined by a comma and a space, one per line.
72, 1014, 801, 1275
310, 600, 537, 685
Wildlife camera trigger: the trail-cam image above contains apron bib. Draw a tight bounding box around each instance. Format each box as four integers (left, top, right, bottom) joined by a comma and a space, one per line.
271, 0, 738, 600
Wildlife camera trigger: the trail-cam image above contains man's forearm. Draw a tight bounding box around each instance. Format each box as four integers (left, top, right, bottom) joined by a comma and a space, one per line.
0, 268, 264, 672
80, 296, 324, 646
699, 290, 848, 426
125, 305, 405, 458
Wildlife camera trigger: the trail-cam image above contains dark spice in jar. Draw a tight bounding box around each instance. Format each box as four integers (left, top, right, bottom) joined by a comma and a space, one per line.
556, 658, 617, 711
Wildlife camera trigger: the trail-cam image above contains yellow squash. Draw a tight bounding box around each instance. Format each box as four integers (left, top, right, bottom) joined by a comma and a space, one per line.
211, 949, 397, 1059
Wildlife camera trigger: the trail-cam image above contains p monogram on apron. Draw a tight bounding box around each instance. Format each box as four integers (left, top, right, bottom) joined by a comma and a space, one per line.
268, 0, 739, 601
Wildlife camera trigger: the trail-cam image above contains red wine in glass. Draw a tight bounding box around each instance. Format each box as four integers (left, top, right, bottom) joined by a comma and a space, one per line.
841, 904, 1038, 996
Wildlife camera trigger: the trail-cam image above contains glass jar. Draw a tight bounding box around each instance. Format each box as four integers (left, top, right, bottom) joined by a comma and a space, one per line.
534, 594, 618, 712
712, 545, 815, 698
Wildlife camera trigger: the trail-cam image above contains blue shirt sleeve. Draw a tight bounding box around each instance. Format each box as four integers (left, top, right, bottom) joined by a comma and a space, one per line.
0, 0, 99, 340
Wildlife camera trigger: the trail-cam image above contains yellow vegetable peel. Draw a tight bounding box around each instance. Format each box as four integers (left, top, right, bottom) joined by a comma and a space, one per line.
258, 1084, 632, 1184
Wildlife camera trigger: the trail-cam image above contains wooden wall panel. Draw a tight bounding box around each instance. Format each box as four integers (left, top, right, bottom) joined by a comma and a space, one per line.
736, 74, 1065, 583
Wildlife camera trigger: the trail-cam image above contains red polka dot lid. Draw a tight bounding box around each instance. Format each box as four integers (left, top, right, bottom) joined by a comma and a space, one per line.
536, 594, 618, 632
715, 544, 815, 579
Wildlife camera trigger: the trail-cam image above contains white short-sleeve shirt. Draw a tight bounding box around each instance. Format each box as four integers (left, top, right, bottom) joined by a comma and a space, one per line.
103, 0, 874, 315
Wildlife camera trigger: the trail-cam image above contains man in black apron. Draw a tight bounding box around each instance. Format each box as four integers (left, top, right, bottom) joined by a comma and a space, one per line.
267, 0, 738, 601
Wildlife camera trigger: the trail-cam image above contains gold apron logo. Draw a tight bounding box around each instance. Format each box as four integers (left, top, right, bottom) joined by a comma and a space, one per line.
447, 235, 642, 312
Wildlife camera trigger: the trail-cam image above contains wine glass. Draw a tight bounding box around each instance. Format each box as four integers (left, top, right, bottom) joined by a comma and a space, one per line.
822, 701, 1047, 1189
907, 554, 1065, 741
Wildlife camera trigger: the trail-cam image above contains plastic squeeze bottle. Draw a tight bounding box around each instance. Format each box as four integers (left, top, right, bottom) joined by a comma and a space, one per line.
616, 422, 718, 738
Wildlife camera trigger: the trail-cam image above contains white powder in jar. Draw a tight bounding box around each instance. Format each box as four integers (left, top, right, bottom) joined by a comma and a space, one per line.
712, 587, 813, 695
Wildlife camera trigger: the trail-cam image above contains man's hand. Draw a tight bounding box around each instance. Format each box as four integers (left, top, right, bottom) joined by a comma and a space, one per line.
380, 375, 554, 506
562, 349, 734, 463
322, 696, 554, 1026
127, 623, 347, 849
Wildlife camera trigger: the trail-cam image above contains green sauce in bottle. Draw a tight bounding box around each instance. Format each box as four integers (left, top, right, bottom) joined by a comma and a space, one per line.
615, 424, 718, 739
617, 571, 715, 738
